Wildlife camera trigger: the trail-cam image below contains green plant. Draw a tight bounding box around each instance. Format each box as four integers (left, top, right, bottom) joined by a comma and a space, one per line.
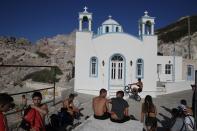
22, 67, 63, 83
16, 38, 30, 45
51, 66, 63, 75
35, 51, 49, 58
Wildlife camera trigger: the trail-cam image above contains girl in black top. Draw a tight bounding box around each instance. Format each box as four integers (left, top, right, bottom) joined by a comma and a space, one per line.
141, 95, 157, 131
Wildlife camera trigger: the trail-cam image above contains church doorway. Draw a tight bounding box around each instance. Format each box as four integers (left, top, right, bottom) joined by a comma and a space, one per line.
109, 54, 125, 88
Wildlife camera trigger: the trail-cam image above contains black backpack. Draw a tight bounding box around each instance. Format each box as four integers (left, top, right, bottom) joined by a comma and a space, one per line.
45, 114, 60, 131
58, 108, 74, 126
46, 108, 74, 131
50, 114, 60, 128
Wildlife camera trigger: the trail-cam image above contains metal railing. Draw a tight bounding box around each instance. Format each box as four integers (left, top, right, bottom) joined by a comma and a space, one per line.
0, 64, 57, 116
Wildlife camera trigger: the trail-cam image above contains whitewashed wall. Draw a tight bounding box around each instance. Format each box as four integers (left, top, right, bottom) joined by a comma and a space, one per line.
156, 56, 182, 82
75, 31, 158, 97
182, 59, 197, 81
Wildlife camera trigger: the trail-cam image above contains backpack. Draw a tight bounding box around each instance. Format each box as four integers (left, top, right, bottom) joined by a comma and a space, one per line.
19, 106, 33, 131
184, 115, 194, 131
45, 114, 60, 131
58, 108, 74, 126
50, 114, 60, 128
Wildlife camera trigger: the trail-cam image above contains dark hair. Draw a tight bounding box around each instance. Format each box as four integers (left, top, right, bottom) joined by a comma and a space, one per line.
175, 107, 186, 117
171, 108, 179, 117
116, 90, 124, 97
0, 93, 14, 107
32, 92, 42, 99
69, 93, 75, 99
144, 95, 154, 113
100, 88, 107, 95
138, 78, 141, 81
180, 99, 187, 106
22, 95, 26, 98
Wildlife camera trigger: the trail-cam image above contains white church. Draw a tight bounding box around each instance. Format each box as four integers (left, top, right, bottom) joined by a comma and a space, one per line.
74, 7, 196, 98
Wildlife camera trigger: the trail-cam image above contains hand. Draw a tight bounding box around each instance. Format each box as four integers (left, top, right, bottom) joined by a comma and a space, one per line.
30, 128, 36, 131
30, 104, 35, 108
108, 111, 112, 114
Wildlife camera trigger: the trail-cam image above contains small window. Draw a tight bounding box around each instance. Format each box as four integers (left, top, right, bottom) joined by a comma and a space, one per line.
165, 64, 172, 74
136, 58, 144, 78
106, 26, 109, 33
90, 57, 98, 77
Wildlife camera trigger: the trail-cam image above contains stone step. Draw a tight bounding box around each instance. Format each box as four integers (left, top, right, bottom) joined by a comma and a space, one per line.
109, 91, 117, 98
108, 86, 125, 98
156, 87, 166, 92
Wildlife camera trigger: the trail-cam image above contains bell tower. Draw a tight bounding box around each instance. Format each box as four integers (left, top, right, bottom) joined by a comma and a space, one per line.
138, 11, 155, 36
79, 6, 92, 32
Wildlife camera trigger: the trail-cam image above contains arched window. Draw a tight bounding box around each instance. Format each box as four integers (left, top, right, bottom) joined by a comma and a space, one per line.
90, 57, 98, 77
136, 58, 144, 78
82, 16, 89, 31
116, 27, 119, 32
111, 55, 123, 61
106, 26, 109, 33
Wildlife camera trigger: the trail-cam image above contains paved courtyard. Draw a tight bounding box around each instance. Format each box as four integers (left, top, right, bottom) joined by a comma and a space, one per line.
77, 89, 194, 130
7, 89, 194, 130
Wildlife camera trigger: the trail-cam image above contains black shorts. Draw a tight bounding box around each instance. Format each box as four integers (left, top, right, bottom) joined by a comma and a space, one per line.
110, 116, 130, 123
138, 88, 142, 93
145, 117, 157, 127
94, 112, 110, 120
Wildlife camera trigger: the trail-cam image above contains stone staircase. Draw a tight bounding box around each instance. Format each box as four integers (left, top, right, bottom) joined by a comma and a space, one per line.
156, 80, 194, 96
108, 86, 125, 98
156, 86, 166, 96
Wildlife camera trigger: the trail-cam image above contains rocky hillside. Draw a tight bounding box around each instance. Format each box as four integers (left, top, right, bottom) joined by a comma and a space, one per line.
156, 15, 197, 59
0, 31, 75, 90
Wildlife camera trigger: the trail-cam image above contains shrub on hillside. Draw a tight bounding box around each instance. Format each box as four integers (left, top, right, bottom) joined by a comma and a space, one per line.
16, 38, 31, 45
51, 66, 63, 75
36, 51, 49, 58
23, 66, 63, 83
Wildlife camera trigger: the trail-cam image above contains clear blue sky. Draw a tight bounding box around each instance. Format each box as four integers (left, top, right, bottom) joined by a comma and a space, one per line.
0, 0, 196, 43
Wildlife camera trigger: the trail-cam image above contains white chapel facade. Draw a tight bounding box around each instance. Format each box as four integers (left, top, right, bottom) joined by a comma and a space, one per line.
74, 7, 194, 97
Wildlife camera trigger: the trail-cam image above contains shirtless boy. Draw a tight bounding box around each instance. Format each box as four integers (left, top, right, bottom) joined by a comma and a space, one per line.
92, 89, 110, 120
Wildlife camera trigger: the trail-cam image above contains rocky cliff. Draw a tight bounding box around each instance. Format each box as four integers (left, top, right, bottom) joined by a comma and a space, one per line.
156, 15, 197, 59
0, 31, 76, 90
